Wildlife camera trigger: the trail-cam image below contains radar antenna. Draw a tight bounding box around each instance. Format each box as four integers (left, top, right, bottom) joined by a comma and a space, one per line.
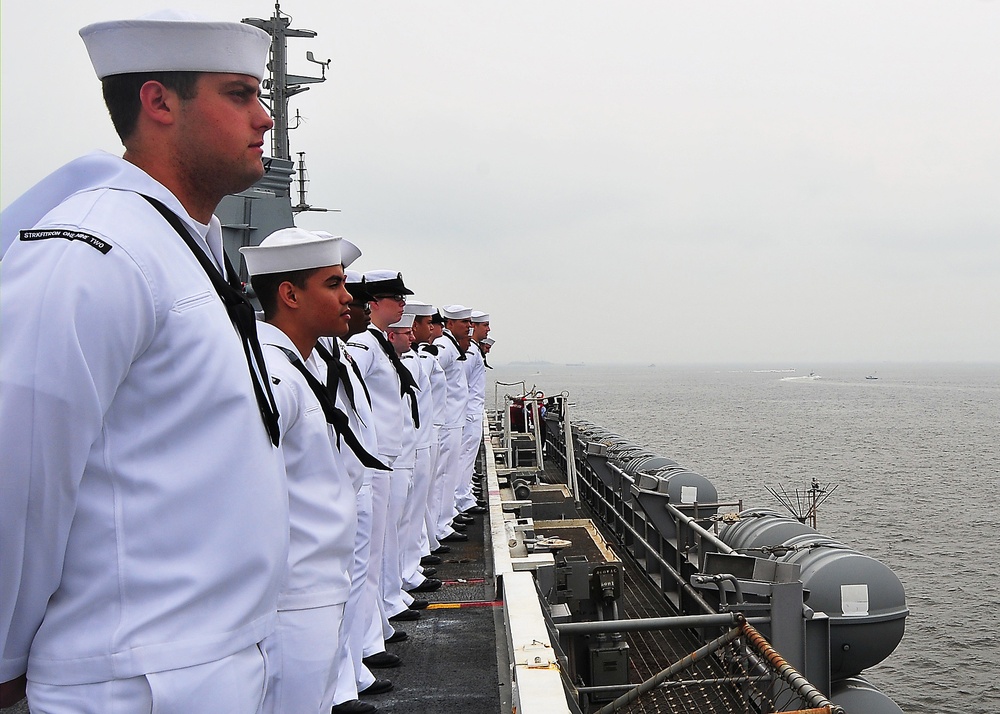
764, 478, 839, 529
243, 3, 332, 212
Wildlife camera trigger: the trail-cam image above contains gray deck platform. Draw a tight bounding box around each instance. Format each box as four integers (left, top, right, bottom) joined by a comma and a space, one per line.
367, 506, 504, 714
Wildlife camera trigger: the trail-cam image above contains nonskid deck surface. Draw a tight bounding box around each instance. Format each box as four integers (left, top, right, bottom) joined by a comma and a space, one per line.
367, 507, 502, 714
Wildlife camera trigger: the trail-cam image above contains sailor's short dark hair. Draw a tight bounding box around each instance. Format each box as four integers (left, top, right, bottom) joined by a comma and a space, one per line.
102, 71, 200, 142
249, 267, 320, 320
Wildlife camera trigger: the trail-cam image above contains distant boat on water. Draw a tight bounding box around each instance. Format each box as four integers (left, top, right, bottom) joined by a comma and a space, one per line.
866, 371, 879, 380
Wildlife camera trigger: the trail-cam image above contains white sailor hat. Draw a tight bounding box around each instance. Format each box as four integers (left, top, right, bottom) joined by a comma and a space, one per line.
403, 300, 436, 317
388, 314, 416, 329
80, 10, 272, 81
313, 231, 361, 269
471, 310, 490, 323
441, 305, 472, 320
364, 270, 414, 297
240, 228, 344, 276
482, 337, 496, 346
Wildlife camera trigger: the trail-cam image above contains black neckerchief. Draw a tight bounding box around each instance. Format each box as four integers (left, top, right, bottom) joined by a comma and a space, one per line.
419, 342, 439, 356
342, 333, 374, 407
368, 327, 420, 429
142, 195, 280, 446
442, 329, 467, 361
276, 347, 389, 471
314, 340, 361, 420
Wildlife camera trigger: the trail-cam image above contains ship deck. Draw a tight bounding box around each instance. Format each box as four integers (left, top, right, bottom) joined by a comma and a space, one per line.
368, 504, 505, 713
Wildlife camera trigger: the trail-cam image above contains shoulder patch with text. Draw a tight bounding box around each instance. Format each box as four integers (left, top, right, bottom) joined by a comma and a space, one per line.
20, 229, 113, 255
346, 342, 369, 351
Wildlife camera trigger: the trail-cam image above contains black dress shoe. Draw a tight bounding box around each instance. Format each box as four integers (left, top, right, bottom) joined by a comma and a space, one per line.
362, 652, 402, 669
420, 554, 442, 565
463, 505, 487, 514
431, 545, 451, 555
453, 514, 474, 524
420, 566, 437, 577
450, 522, 467, 532
409, 598, 429, 610
359, 678, 395, 696
442, 531, 468, 542
406, 577, 442, 593
388, 608, 421, 621
385, 630, 408, 643
331, 699, 378, 713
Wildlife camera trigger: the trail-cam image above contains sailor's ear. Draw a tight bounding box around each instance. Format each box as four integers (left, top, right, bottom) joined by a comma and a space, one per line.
137, 81, 179, 127
276, 280, 300, 310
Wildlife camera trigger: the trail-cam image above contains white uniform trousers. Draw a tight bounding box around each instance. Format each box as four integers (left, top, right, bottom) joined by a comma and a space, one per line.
261, 604, 346, 714
333, 480, 378, 705
401, 445, 435, 586
423, 435, 442, 553
455, 413, 485, 512
365, 466, 393, 653
432, 425, 465, 540
27, 642, 267, 714
382, 466, 413, 616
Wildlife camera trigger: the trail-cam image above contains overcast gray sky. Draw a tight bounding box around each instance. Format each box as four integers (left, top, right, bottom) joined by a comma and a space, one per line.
3, 1, 998, 364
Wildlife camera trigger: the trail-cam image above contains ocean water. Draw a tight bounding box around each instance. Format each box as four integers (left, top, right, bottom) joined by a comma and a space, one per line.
489, 362, 1000, 714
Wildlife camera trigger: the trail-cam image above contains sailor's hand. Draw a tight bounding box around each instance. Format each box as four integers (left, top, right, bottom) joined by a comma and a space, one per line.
0, 675, 27, 708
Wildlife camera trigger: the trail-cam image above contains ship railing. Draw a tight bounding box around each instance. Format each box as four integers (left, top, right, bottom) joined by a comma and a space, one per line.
577, 457, 830, 688
547, 420, 835, 697
491, 387, 547, 470
483, 415, 575, 714
557, 614, 843, 714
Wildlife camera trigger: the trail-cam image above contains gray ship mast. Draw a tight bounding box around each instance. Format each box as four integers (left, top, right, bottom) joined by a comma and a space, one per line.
244, 3, 330, 213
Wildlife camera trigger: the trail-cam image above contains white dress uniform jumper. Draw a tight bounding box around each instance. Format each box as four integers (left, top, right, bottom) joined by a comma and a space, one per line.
0, 154, 288, 702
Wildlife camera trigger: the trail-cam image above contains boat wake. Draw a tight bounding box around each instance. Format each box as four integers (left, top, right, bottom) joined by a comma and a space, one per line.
780, 373, 821, 381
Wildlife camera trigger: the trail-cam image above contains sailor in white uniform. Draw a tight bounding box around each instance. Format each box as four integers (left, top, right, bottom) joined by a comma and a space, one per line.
385, 315, 422, 592
0, 12, 287, 713
241, 229, 363, 714
456, 310, 491, 514
346, 272, 437, 638
328, 272, 396, 711
400, 301, 445, 581
417, 311, 451, 559
431, 305, 475, 544
481, 336, 496, 361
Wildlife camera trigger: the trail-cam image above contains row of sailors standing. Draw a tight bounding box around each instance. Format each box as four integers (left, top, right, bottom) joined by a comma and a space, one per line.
242, 231, 494, 714
0, 10, 495, 714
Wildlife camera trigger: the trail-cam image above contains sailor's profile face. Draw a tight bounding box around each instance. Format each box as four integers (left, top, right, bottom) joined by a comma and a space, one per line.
372, 295, 406, 325
411, 316, 432, 344
388, 327, 413, 355
347, 300, 372, 334
173, 73, 274, 196
297, 264, 352, 337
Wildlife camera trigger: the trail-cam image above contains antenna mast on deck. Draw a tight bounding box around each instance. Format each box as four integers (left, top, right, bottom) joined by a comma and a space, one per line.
243, 3, 331, 213
765, 478, 839, 529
